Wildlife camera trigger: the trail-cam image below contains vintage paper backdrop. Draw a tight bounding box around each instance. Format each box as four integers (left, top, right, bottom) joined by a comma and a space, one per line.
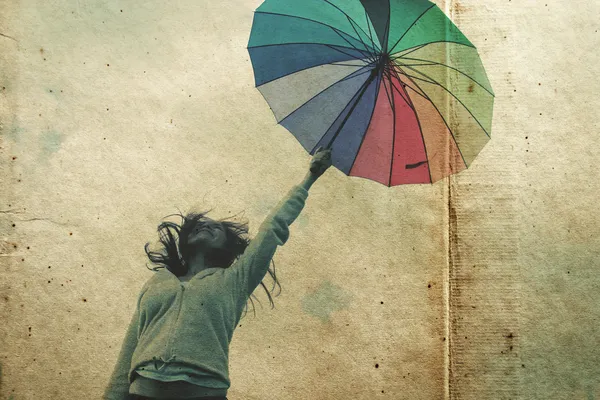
0, 0, 598, 399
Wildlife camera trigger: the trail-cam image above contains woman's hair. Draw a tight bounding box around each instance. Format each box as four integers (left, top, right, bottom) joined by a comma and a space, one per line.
144, 210, 281, 318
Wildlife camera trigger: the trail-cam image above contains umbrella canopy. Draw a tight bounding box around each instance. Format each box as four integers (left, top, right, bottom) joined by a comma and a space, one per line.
248, 0, 494, 186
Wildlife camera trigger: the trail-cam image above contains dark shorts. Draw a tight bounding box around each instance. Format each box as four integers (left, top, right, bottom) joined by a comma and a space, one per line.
131, 396, 227, 400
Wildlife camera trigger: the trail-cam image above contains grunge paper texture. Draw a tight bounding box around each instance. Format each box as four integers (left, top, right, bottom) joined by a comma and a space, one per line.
0, 1, 598, 399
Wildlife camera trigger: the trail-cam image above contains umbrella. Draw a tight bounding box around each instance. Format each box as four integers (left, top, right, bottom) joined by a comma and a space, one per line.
247, 0, 494, 186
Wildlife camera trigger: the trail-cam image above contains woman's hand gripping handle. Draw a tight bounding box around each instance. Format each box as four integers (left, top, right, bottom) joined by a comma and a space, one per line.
303, 146, 332, 190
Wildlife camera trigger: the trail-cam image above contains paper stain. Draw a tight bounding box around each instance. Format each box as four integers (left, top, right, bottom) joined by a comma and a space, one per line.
301, 280, 351, 323
587, 389, 595, 400
453, 1, 471, 15
39, 130, 64, 159
5, 126, 25, 143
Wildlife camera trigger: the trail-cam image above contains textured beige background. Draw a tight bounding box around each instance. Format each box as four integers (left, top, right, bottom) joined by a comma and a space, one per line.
0, 0, 598, 399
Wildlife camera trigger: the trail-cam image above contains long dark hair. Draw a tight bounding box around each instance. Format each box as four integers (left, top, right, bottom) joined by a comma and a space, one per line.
144, 210, 281, 318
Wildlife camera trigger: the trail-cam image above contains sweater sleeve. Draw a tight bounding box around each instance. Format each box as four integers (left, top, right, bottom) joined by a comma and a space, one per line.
103, 286, 146, 400
228, 184, 309, 298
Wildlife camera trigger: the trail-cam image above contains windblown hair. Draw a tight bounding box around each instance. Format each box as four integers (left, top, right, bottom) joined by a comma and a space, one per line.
144, 210, 281, 318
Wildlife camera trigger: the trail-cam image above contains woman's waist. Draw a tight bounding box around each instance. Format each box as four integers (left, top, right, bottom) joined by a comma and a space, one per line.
130, 375, 228, 398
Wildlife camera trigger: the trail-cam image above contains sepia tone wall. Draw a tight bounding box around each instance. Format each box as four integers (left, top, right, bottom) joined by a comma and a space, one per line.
0, 0, 598, 399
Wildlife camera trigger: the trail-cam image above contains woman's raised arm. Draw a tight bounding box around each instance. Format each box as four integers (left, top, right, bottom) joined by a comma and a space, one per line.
227, 148, 332, 298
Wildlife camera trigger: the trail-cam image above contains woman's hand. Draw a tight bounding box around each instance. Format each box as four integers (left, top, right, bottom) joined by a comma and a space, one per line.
301, 147, 332, 191
309, 147, 332, 177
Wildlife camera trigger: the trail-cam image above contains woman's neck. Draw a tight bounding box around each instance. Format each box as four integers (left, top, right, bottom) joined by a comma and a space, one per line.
182, 252, 211, 280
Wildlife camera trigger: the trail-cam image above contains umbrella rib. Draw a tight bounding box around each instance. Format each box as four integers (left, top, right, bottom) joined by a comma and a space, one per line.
388, 67, 433, 183
391, 63, 441, 85
254, 47, 371, 88
249, 41, 366, 53
406, 103, 433, 184
280, 64, 375, 125
308, 77, 370, 154
382, 0, 392, 52
337, 66, 376, 83
406, 86, 469, 170
396, 78, 429, 101
381, 70, 399, 187
345, 17, 378, 63
390, 43, 428, 58
400, 64, 491, 138
388, 71, 397, 187
324, 72, 378, 149
397, 56, 495, 96
388, 67, 437, 94
388, 4, 436, 55
385, 68, 416, 112
348, 74, 382, 176
331, 61, 373, 67
330, 29, 375, 61
381, 71, 395, 113
390, 39, 476, 59
338, 13, 376, 54
321, 0, 381, 51
395, 62, 438, 66
392, 65, 436, 103
363, 10, 380, 53
397, 69, 469, 169
385, 66, 416, 110
389, 81, 416, 113
309, 106, 354, 154
324, 44, 373, 62
386, 71, 429, 101
254, 11, 377, 53
396, 72, 437, 86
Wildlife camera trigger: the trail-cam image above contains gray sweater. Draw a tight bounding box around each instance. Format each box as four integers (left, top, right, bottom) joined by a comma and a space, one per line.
104, 185, 309, 399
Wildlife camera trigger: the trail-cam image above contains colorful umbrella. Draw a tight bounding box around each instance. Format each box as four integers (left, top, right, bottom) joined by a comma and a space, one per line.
248, 0, 494, 186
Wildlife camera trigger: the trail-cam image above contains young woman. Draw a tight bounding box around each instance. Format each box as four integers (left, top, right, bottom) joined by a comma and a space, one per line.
104, 148, 332, 400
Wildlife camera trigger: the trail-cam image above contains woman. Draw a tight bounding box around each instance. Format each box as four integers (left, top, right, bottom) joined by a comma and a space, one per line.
104, 147, 332, 400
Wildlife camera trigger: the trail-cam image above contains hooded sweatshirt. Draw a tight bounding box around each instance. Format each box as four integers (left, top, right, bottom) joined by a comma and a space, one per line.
103, 184, 309, 399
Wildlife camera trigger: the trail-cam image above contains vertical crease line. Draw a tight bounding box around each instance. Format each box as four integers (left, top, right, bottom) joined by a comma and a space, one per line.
444, 1, 454, 400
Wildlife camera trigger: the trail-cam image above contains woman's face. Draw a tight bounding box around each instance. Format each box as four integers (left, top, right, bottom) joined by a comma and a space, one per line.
188, 219, 227, 251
